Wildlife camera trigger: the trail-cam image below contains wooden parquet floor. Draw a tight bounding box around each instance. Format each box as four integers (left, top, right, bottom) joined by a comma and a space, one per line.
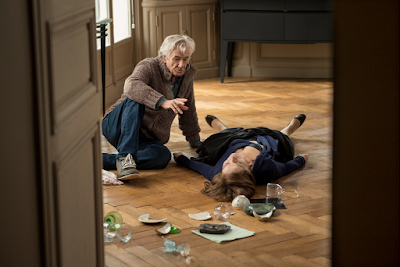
102, 77, 333, 267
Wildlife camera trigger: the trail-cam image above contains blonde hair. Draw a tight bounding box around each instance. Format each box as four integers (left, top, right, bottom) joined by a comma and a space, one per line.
158, 35, 196, 60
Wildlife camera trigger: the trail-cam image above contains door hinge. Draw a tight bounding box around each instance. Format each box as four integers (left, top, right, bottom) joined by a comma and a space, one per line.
156, 15, 158, 26
212, 11, 215, 22
213, 50, 216, 60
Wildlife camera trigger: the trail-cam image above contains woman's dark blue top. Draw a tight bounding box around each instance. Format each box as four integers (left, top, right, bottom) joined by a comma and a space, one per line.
176, 135, 305, 185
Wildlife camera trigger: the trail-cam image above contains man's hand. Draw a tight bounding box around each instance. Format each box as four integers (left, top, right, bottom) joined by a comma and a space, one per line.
161, 98, 189, 114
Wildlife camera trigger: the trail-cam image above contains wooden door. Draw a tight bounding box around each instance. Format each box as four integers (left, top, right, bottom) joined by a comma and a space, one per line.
156, 6, 186, 49
33, 0, 104, 266
186, 4, 216, 69
142, 6, 158, 58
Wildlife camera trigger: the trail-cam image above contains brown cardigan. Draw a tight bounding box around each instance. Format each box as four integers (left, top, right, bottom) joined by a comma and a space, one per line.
104, 57, 201, 144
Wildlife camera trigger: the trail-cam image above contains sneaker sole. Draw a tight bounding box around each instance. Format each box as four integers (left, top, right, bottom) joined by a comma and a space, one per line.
118, 173, 140, 180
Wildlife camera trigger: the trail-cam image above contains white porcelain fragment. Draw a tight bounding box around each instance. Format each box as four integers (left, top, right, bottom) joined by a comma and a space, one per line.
253, 210, 274, 221
138, 214, 167, 223
155, 222, 172, 235
188, 212, 212, 221
232, 195, 251, 208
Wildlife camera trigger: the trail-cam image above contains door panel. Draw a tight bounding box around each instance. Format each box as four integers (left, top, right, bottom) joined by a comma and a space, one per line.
142, 7, 158, 58
33, 1, 104, 266
51, 22, 91, 108
186, 4, 215, 69
157, 6, 186, 49
113, 38, 135, 82
55, 131, 98, 266
49, 12, 99, 133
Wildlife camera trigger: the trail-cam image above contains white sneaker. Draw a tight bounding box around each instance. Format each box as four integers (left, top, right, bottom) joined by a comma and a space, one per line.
116, 154, 139, 180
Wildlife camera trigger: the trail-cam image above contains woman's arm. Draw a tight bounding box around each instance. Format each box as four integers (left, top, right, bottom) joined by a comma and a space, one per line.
253, 154, 307, 182
272, 155, 307, 179
173, 152, 215, 181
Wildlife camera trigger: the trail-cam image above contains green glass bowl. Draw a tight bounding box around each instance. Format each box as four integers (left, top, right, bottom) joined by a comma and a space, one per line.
243, 203, 276, 216
104, 211, 123, 231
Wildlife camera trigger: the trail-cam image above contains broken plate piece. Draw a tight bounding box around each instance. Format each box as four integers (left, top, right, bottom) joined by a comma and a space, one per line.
155, 222, 172, 235
138, 214, 167, 223
243, 203, 276, 216
155, 222, 181, 235
253, 210, 274, 221
188, 212, 211, 221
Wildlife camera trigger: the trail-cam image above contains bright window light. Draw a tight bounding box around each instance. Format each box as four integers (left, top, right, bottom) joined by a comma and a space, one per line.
113, 0, 131, 43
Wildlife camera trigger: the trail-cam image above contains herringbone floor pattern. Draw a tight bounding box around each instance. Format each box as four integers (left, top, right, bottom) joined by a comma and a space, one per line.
102, 77, 333, 267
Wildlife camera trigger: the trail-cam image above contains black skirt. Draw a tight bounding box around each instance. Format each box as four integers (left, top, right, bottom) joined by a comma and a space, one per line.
191, 127, 295, 166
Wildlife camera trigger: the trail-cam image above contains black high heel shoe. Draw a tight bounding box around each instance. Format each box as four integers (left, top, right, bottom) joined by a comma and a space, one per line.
294, 114, 306, 127
281, 114, 306, 132
205, 115, 227, 128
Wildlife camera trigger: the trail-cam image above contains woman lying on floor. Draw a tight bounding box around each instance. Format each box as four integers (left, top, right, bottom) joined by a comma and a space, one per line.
173, 114, 309, 202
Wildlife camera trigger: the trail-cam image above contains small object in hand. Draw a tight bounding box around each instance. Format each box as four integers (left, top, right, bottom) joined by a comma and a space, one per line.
198, 223, 231, 234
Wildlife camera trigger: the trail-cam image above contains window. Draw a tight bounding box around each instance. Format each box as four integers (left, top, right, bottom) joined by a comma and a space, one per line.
95, 0, 136, 91
112, 0, 132, 43
96, 0, 133, 48
95, 0, 111, 49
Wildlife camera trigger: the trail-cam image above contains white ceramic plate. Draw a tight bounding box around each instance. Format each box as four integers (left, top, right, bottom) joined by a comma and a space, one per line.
138, 214, 167, 223
188, 212, 212, 221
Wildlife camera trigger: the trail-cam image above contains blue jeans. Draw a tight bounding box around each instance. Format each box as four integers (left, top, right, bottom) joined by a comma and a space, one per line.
102, 98, 171, 170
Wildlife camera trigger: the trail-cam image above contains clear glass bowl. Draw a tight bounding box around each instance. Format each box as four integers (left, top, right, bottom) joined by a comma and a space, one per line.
213, 204, 232, 220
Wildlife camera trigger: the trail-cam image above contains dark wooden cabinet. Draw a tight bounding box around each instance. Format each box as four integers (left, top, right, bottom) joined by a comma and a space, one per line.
220, 0, 333, 82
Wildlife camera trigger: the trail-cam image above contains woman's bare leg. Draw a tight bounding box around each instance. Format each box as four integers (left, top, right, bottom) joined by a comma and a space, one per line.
281, 119, 300, 136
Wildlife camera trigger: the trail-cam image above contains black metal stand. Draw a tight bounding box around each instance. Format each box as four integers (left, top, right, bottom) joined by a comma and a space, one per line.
96, 18, 112, 115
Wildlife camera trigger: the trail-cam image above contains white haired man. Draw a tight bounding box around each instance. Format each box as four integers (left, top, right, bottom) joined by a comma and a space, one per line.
102, 35, 202, 180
